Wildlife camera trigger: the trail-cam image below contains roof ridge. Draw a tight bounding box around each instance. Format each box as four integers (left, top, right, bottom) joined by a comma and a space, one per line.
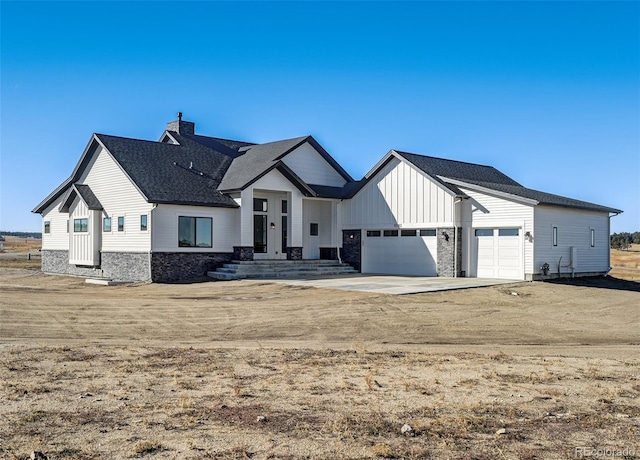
395, 150, 496, 170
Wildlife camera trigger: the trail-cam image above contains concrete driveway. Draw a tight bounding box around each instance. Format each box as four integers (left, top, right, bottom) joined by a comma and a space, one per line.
268, 274, 522, 295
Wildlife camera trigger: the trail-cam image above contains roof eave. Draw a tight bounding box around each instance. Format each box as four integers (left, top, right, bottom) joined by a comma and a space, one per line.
440, 177, 540, 206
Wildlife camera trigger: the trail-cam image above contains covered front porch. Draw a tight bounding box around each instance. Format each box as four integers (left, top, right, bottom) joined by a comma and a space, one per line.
232, 187, 342, 262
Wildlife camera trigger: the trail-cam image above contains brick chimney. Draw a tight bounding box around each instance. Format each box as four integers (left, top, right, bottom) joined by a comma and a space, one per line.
166, 112, 195, 135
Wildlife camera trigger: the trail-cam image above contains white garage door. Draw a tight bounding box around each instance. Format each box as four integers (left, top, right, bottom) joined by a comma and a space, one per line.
362, 229, 437, 276
474, 228, 522, 279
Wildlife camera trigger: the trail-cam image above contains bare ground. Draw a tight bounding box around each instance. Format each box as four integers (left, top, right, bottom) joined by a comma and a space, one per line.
1, 268, 639, 459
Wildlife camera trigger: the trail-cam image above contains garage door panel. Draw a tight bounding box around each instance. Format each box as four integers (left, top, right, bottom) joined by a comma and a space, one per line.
474, 228, 523, 280
363, 233, 437, 276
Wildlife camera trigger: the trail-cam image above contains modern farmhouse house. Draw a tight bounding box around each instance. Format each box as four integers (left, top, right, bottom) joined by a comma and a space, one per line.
33, 115, 621, 282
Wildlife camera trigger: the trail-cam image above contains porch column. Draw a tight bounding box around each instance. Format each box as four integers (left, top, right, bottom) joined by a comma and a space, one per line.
288, 192, 303, 259
235, 188, 254, 261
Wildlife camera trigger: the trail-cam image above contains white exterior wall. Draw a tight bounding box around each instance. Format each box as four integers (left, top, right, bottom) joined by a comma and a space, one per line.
342, 158, 455, 228
534, 206, 610, 275
152, 204, 237, 252
80, 146, 153, 253
459, 188, 534, 276
302, 199, 333, 259
282, 142, 347, 187
41, 198, 70, 250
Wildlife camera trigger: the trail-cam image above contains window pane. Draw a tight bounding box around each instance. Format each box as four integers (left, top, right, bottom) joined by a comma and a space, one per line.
281, 200, 288, 214
253, 198, 268, 212
420, 229, 436, 237
310, 223, 319, 236
366, 230, 381, 237
103, 217, 111, 232
281, 216, 288, 252
591, 229, 595, 247
179, 216, 195, 247
140, 215, 148, 231
74, 218, 88, 233
118, 216, 124, 232
383, 230, 398, 237
401, 229, 416, 237
195, 217, 212, 247
44, 221, 50, 234
553, 227, 558, 246
254, 215, 267, 253
498, 228, 519, 236
475, 229, 494, 237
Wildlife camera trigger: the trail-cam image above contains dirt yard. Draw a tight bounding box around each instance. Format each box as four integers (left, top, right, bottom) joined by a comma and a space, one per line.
1, 268, 638, 459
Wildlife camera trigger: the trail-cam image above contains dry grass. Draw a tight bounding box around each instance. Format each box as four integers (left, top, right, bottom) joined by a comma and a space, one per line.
0, 236, 41, 269
1, 345, 638, 459
610, 245, 640, 280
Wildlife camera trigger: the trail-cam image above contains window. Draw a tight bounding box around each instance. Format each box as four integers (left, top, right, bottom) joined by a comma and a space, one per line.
118, 216, 125, 232
253, 198, 268, 212
420, 229, 436, 237
366, 230, 381, 237
44, 221, 51, 234
383, 230, 398, 237
103, 217, 111, 232
281, 200, 288, 214
401, 229, 416, 237
74, 218, 88, 233
499, 228, 519, 236
66, 220, 69, 233
179, 216, 212, 248
590, 228, 595, 248
552, 227, 558, 246
140, 215, 148, 231
475, 229, 493, 237
310, 223, 319, 236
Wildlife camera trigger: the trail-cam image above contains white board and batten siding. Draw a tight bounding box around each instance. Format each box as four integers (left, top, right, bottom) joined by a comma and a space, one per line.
534, 205, 610, 275
68, 197, 101, 265
152, 204, 237, 253
80, 146, 153, 253
459, 187, 534, 279
342, 157, 455, 228
282, 142, 347, 187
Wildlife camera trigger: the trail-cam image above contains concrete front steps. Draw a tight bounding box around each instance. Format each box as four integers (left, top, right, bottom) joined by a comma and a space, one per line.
208, 259, 358, 280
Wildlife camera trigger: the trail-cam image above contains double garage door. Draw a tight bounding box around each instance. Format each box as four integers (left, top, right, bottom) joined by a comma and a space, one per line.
474, 228, 522, 279
362, 229, 438, 276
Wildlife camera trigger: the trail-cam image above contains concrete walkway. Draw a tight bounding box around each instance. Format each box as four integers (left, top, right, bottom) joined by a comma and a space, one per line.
267, 274, 522, 295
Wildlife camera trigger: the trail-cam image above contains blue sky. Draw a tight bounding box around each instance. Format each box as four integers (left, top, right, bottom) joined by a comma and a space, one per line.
1, 1, 638, 233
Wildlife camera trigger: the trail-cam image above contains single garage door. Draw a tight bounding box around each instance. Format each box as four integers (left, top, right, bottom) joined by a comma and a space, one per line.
474, 228, 522, 279
362, 229, 437, 276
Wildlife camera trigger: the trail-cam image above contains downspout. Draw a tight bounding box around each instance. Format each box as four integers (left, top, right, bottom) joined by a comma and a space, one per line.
336, 200, 342, 264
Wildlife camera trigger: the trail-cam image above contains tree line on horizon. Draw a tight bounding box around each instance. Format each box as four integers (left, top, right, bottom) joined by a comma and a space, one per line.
0, 231, 42, 239
610, 232, 640, 250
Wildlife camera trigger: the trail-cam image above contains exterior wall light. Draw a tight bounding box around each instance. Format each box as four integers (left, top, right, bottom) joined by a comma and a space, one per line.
441, 231, 449, 241
270, 222, 275, 229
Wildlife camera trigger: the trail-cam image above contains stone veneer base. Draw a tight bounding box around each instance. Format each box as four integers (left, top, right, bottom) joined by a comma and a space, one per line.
150, 252, 233, 282
42, 250, 150, 282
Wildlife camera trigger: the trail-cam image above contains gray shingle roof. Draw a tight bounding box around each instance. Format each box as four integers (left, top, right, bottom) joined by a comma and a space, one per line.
447, 179, 622, 213
396, 150, 621, 213
59, 184, 103, 212
96, 133, 239, 207
218, 136, 310, 191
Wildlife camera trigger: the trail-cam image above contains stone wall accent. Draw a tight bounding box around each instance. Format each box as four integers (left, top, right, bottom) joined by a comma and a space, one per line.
287, 247, 303, 260
319, 247, 338, 260
150, 252, 233, 283
436, 227, 462, 277
41, 250, 151, 281
341, 230, 361, 272
233, 246, 254, 261
101, 252, 151, 282
42, 250, 101, 278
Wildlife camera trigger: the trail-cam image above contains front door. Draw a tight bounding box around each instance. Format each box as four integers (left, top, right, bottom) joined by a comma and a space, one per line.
253, 194, 288, 259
